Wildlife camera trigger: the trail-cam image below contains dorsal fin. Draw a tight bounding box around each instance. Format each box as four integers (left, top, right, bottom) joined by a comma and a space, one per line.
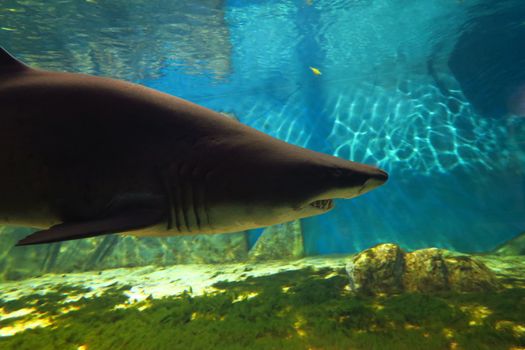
0, 47, 27, 72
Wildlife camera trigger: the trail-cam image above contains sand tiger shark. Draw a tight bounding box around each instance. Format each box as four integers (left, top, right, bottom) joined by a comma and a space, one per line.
0, 47, 388, 246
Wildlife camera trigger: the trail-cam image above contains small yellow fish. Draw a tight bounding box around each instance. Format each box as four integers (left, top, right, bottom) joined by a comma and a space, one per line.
309, 67, 322, 76
306, 0, 313, 5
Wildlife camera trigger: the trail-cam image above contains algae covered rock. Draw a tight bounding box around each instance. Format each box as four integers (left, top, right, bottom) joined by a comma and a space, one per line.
346, 243, 500, 295
444, 254, 500, 292
491, 232, 525, 256
403, 248, 500, 292
345, 243, 405, 294
403, 248, 448, 293
248, 220, 304, 262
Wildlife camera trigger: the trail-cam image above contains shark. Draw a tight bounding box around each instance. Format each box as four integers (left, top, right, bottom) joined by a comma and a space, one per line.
0, 47, 388, 246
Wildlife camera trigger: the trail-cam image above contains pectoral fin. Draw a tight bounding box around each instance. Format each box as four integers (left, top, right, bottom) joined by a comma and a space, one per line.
16, 208, 165, 246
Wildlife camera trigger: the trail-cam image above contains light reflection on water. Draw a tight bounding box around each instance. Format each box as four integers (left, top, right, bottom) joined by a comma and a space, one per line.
0, 0, 231, 80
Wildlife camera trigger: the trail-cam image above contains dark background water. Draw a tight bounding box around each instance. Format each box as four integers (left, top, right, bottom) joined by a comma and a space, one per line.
1, 0, 524, 253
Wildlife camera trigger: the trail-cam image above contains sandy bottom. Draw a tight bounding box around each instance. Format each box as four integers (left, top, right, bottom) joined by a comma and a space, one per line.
0, 255, 350, 304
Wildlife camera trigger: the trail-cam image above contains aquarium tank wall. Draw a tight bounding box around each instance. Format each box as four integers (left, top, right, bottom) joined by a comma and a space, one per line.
0, 0, 524, 270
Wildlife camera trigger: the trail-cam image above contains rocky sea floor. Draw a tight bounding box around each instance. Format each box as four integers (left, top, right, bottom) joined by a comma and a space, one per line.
0, 249, 524, 350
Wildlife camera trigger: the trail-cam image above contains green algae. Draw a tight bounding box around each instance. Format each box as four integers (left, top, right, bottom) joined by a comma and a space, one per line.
0, 268, 524, 350
0, 285, 91, 314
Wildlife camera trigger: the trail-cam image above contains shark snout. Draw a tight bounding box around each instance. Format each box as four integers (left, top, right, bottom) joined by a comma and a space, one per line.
303, 163, 388, 206
300, 165, 387, 214
330, 164, 388, 199
359, 169, 388, 195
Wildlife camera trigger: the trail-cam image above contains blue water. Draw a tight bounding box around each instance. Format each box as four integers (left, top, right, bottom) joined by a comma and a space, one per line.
1, 0, 524, 253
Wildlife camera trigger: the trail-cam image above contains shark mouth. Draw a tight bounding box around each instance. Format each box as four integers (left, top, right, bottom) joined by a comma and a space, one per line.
309, 199, 334, 210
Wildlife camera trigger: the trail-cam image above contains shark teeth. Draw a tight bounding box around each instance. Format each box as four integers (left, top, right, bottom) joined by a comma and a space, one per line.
310, 199, 333, 210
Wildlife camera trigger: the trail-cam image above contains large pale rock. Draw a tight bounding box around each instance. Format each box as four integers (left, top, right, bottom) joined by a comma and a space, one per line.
346, 244, 500, 295
346, 243, 405, 295
248, 220, 304, 262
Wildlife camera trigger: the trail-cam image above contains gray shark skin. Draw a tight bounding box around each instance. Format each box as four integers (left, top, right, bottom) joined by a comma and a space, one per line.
0, 47, 388, 246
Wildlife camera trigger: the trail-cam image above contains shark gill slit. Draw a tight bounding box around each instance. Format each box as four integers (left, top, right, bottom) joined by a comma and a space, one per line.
186, 169, 196, 232
170, 180, 182, 233
172, 166, 183, 233
203, 170, 212, 230
179, 164, 192, 232
191, 166, 202, 231
162, 173, 174, 231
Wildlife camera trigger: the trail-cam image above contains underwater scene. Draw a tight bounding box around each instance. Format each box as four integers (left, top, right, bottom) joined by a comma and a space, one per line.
1, 0, 525, 349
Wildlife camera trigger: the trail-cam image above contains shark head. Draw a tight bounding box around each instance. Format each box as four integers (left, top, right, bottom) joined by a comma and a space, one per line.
192, 130, 388, 233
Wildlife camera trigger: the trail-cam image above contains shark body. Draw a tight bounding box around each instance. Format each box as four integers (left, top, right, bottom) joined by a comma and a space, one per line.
0, 47, 388, 246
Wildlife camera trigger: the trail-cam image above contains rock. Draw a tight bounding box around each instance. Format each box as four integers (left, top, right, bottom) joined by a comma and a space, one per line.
444, 254, 500, 292
474, 254, 525, 285
170, 233, 249, 264
491, 232, 525, 256
346, 244, 500, 295
346, 243, 405, 295
0, 226, 50, 280
0, 225, 249, 281
403, 248, 448, 293
248, 220, 304, 262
